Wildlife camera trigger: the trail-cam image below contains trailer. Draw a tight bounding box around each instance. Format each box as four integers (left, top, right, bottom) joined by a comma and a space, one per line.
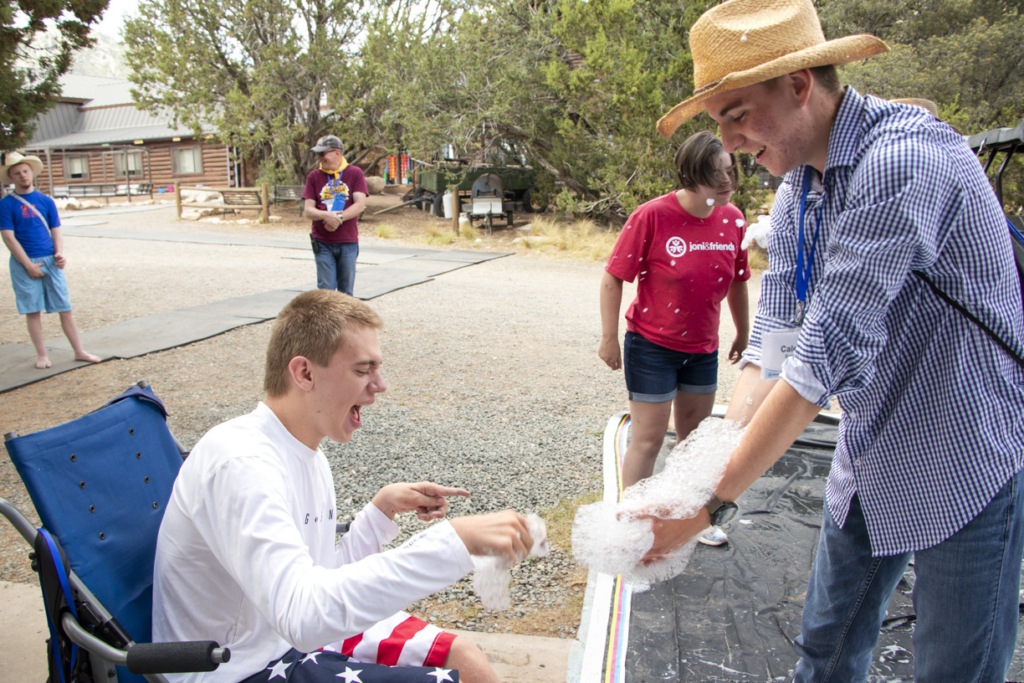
404, 159, 545, 224
966, 121, 1024, 228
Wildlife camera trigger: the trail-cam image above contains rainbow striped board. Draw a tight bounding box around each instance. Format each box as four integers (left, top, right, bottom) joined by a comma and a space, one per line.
570, 412, 633, 683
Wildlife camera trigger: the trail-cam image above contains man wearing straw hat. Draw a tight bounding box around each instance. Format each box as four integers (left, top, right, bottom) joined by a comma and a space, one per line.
0, 152, 100, 369
646, 0, 1024, 679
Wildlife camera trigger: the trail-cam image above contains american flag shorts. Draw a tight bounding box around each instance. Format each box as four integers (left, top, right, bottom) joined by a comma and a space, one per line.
242, 612, 458, 683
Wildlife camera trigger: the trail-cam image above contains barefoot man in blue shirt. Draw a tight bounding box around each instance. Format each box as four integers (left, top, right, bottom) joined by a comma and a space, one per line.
1, 152, 100, 369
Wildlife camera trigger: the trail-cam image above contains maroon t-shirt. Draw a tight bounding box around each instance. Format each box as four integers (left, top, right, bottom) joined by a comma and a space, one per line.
302, 164, 369, 243
605, 192, 750, 354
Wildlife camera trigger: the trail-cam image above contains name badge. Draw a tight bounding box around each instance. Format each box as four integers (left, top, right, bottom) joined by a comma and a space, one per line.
761, 327, 801, 380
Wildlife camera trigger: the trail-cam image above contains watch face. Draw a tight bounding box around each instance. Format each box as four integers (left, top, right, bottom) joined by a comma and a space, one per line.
713, 502, 738, 526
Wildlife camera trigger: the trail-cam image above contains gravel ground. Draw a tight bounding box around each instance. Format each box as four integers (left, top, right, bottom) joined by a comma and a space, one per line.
0, 198, 758, 638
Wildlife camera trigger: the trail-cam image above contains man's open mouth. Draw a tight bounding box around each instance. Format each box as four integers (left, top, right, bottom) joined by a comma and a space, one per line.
349, 405, 362, 428
755, 146, 766, 162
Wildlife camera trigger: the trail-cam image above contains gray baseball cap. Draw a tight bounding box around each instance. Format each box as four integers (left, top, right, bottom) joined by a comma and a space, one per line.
310, 135, 343, 153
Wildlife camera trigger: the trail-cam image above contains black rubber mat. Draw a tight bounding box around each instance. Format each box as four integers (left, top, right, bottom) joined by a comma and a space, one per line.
625, 419, 1024, 682
1, 235, 511, 392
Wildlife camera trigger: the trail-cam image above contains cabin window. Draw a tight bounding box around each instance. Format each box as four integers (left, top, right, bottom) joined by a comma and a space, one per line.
172, 147, 203, 175
113, 152, 144, 177
64, 156, 89, 180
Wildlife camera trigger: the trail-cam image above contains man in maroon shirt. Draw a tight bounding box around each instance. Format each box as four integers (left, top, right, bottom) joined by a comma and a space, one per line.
303, 136, 369, 296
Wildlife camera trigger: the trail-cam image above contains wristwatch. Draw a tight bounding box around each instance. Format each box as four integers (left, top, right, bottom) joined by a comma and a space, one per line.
704, 494, 738, 526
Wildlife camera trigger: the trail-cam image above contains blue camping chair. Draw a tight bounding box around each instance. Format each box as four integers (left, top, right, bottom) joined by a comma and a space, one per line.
0, 382, 229, 683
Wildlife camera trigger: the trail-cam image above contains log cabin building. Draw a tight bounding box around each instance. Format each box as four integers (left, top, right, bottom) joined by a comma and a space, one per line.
21, 74, 239, 198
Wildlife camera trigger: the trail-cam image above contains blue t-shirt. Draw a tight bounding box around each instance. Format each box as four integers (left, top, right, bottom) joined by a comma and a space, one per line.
0, 191, 60, 258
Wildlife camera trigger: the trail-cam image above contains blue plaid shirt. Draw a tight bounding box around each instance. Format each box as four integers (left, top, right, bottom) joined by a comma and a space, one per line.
744, 88, 1024, 556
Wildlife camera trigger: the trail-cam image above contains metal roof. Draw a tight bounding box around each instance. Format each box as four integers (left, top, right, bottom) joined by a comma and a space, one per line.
80, 105, 166, 132
58, 74, 134, 103
28, 123, 202, 148
24, 74, 216, 149
27, 103, 81, 144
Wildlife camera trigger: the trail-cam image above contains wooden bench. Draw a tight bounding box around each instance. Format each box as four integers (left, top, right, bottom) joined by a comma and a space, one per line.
273, 185, 305, 216
52, 183, 153, 203
175, 185, 269, 223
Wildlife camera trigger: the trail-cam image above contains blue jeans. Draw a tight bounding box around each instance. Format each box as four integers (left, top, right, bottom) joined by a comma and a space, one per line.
794, 470, 1024, 682
314, 240, 358, 295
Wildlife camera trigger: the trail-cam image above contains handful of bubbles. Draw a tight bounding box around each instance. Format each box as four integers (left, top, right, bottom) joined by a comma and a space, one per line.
572, 418, 743, 589
471, 513, 549, 610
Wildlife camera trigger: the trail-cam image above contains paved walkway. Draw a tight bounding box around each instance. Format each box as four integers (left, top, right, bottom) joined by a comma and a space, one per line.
0, 228, 509, 393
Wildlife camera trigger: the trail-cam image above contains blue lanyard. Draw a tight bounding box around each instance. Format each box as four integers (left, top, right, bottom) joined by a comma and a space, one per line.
796, 165, 824, 324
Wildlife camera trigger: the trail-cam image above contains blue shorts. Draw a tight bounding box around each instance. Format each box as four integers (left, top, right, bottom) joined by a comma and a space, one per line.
9, 255, 72, 315
623, 331, 718, 403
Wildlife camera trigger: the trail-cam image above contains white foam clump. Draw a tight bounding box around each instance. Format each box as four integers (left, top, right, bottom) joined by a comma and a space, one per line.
471, 513, 549, 610
741, 214, 771, 250
572, 418, 743, 589
706, 197, 715, 206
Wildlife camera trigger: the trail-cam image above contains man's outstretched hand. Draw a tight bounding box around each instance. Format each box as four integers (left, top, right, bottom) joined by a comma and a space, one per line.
638, 508, 711, 565
450, 510, 533, 565
372, 482, 470, 521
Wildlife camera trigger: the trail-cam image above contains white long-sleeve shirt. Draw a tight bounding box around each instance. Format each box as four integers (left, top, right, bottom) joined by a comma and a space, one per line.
152, 402, 474, 683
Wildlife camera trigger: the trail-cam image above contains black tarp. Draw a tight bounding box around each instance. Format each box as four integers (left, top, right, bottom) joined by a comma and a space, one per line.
625, 419, 1024, 682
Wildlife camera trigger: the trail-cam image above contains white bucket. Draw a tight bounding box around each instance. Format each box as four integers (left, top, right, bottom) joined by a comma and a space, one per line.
443, 191, 453, 219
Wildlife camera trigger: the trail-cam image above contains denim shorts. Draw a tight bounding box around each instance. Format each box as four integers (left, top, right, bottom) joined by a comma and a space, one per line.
623, 331, 718, 402
9, 255, 72, 315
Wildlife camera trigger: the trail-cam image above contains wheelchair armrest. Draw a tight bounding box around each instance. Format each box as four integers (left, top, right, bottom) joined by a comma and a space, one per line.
61, 613, 229, 675
126, 641, 230, 675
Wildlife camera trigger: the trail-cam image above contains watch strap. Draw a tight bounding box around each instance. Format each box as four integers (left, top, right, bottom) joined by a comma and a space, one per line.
704, 493, 725, 518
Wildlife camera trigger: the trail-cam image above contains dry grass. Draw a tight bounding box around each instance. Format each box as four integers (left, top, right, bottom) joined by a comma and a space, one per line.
747, 246, 768, 271
519, 217, 620, 261
375, 223, 396, 239
459, 222, 479, 242
425, 224, 456, 245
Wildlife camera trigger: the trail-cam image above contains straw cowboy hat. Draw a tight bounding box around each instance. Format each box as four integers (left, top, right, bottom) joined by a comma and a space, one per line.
657, 0, 889, 138
891, 98, 940, 119
0, 152, 45, 184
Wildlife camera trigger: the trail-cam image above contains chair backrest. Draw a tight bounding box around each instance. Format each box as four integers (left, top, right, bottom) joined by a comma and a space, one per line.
5, 389, 183, 652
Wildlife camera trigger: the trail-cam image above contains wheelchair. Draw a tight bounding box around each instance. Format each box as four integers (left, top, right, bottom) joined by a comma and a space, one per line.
1, 382, 230, 683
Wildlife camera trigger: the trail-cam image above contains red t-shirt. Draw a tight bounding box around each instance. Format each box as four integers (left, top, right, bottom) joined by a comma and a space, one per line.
302, 164, 369, 243
605, 192, 750, 354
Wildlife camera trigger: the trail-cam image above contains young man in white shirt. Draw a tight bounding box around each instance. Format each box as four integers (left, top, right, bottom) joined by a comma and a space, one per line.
153, 290, 533, 683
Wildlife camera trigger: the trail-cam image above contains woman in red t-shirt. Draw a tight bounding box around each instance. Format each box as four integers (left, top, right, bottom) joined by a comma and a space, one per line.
599, 132, 751, 529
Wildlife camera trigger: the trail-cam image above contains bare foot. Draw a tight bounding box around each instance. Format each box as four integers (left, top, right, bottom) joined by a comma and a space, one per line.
35, 357, 52, 369
75, 352, 102, 363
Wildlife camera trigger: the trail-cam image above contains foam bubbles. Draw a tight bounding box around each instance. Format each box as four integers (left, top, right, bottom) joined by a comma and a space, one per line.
572, 419, 743, 589
706, 198, 715, 206
741, 33, 748, 42
735, 219, 745, 227
670, 260, 676, 266
741, 215, 771, 250
472, 514, 549, 610
739, 269, 745, 276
